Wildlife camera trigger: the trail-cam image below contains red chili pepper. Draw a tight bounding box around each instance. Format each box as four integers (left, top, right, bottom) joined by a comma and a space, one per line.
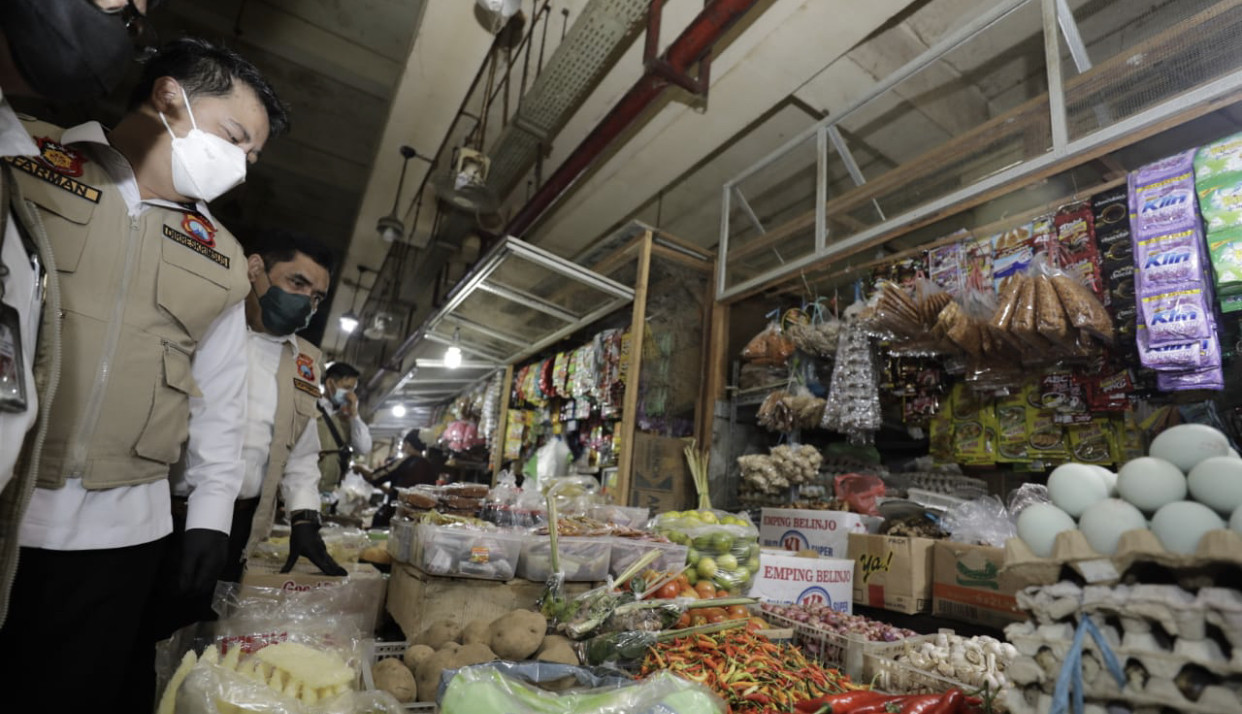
795, 690, 889, 713
930, 689, 963, 714
898, 694, 945, 714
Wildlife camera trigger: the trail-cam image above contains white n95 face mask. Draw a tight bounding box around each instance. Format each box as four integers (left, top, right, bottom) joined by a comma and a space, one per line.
159, 86, 247, 202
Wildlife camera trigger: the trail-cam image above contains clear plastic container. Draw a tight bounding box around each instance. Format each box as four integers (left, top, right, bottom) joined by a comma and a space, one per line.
387, 518, 417, 564
518, 535, 611, 582
608, 538, 689, 579
589, 505, 652, 529
415, 523, 524, 580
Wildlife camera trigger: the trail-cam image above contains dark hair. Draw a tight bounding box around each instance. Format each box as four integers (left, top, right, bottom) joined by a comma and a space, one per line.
404, 429, 426, 452
323, 362, 361, 385
129, 37, 289, 136
247, 228, 336, 276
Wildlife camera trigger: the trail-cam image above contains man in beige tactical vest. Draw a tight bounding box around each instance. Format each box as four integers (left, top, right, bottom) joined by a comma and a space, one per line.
318, 360, 373, 492
129, 229, 345, 709
0, 38, 287, 712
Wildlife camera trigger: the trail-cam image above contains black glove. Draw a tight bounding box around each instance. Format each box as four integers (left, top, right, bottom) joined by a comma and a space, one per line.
180, 528, 229, 594
281, 510, 347, 576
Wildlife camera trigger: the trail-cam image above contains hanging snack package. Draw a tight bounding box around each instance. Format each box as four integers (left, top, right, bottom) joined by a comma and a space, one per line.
1128, 149, 1199, 243
1193, 131, 1242, 185
992, 224, 1035, 290
1139, 287, 1213, 345
1195, 174, 1242, 232
928, 240, 965, 296
1205, 226, 1242, 298
1134, 227, 1206, 294
740, 320, 795, 366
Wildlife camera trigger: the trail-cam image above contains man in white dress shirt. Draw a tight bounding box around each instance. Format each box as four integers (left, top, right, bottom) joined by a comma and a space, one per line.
0, 37, 287, 710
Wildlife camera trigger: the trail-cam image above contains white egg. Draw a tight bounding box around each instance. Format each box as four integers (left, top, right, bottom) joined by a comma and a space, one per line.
1187, 456, 1242, 515
1016, 503, 1078, 558
1149, 424, 1231, 472
1117, 457, 1187, 513
1088, 465, 1118, 496
1048, 463, 1110, 517
1232, 505, 1242, 535
1078, 499, 1147, 555
1150, 501, 1225, 555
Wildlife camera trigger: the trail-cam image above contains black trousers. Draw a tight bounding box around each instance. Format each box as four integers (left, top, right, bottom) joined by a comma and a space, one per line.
119, 496, 261, 713
0, 537, 168, 713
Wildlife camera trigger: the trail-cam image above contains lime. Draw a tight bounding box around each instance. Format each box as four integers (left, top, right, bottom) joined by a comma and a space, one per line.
748, 542, 761, 559
698, 511, 719, 524
717, 553, 738, 571
722, 515, 744, 527
733, 565, 751, 582
697, 557, 718, 579
730, 542, 750, 559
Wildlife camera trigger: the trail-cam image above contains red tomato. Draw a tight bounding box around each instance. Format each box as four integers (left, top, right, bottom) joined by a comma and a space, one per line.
726, 605, 749, 620
694, 581, 716, 599
657, 582, 681, 600
675, 613, 691, 628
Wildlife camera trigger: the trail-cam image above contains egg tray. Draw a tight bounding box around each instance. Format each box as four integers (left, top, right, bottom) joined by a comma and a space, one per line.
1001, 528, 1242, 587
1003, 683, 1241, 714
1006, 620, 1242, 679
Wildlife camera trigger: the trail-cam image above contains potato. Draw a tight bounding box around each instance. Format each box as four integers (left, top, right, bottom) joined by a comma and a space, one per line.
415, 648, 458, 703
360, 545, 392, 564
461, 618, 494, 646
402, 644, 434, 671
372, 657, 417, 703
415, 621, 461, 650
489, 609, 547, 660
536, 635, 578, 666
455, 642, 497, 666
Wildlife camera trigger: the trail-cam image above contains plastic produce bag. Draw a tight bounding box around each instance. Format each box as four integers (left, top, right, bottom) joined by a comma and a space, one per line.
1007, 483, 1050, 519
833, 473, 886, 516
741, 320, 795, 366
941, 495, 1016, 547
535, 437, 572, 486
651, 510, 760, 594
333, 472, 378, 519
439, 665, 725, 714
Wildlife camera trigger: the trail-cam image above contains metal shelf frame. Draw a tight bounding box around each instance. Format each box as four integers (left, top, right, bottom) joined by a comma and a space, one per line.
716, 0, 1242, 302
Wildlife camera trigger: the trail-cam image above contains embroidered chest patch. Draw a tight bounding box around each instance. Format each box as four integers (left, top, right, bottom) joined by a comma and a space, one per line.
35, 136, 87, 177
181, 212, 217, 247
295, 353, 316, 383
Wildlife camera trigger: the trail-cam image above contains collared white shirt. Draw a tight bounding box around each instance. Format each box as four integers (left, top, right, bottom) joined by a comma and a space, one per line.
0, 93, 41, 499
20, 121, 248, 550
231, 329, 321, 513
316, 397, 373, 459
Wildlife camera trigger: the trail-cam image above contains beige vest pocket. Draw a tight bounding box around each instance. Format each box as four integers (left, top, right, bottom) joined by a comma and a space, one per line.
17, 177, 96, 273
133, 345, 200, 464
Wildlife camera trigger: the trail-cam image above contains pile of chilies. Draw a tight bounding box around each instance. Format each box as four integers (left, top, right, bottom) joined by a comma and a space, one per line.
638, 628, 864, 713
794, 689, 984, 714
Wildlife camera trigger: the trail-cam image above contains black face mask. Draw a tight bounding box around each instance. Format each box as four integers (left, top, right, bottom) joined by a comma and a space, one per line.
0, 0, 134, 101
258, 284, 315, 336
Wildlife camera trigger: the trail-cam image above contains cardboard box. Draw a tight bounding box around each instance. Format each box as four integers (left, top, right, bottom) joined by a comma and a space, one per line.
847, 533, 936, 615
240, 561, 387, 635
932, 541, 1030, 629
749, 549, 854, 612
759, 508, 882, 558
628, 433, 689, 511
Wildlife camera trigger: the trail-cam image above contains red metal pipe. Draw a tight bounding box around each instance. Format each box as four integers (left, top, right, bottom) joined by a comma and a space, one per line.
504, 0, 762, 237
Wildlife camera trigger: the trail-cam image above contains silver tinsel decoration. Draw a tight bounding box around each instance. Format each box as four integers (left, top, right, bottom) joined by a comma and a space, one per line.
820, 319, 881, 443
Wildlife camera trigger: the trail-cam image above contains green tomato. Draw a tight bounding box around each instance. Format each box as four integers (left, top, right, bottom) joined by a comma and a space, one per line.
697, 557, 718, 580
685, 569, 698, 585
687, 548, 700, 565
748, 542, 761, 559
747, 556, 760, 573
692, 534, 714, 551
710, 532, 734, 553
717, 553, 739, 571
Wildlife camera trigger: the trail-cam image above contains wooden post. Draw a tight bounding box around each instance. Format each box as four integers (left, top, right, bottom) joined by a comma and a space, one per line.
615, 231, 653, 506
697, 277, 730, 451
491, 364, 515, 484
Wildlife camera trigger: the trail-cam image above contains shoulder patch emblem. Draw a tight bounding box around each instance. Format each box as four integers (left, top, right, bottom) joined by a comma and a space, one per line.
181, 212, 217, 247
35, 137, 87, 177
295, 353, 316, 383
